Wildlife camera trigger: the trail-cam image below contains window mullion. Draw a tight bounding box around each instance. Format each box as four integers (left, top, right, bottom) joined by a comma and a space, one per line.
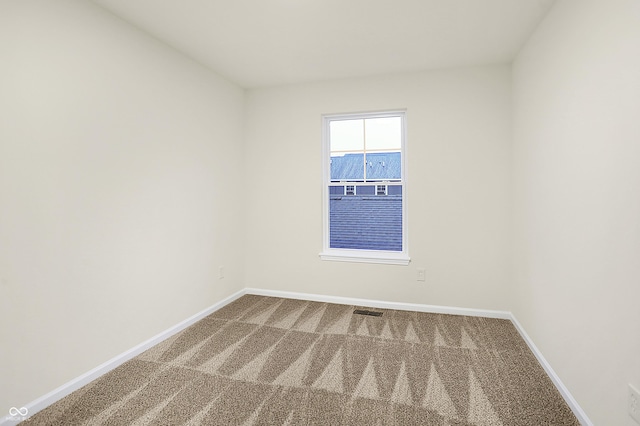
362, 119, 367, 182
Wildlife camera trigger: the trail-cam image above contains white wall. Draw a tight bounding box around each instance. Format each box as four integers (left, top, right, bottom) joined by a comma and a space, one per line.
0, 0, 245, 411
243, 66, 512, 311
512, 0, 640, 424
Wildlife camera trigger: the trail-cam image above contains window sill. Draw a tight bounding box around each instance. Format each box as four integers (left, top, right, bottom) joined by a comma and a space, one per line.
319, 250, 410, 266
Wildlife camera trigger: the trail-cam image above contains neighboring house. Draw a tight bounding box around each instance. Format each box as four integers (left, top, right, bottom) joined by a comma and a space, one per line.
329, 152, 402, 195
329, 152, 402, 251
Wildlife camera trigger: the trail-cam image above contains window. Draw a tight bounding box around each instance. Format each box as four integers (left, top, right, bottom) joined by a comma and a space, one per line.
345, 185, 356, 195
320, 110, 409, 265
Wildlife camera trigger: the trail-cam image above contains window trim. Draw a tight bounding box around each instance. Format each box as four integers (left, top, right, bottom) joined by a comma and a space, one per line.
320, 110, 410, 265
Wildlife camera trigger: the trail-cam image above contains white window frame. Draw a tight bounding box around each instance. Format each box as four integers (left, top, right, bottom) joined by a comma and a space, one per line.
320, 110, 410, 265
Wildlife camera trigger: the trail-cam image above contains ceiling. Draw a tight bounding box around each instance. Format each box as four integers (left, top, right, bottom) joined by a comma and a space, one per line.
91, 0, 556, 89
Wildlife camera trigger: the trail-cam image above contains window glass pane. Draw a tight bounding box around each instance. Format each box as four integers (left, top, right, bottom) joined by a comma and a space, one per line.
365, 152, 401, 180
329, 195, 403, 251
331, 153, 365, 180
330, 119, 364, 153
364, 117, 401, 151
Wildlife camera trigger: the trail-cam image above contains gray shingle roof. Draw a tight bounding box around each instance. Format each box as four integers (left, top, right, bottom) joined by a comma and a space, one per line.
329, 195, 402, 251
330, 152, 401, 181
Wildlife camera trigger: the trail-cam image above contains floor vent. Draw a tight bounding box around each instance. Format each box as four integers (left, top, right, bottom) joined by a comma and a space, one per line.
353, 309, 383, 317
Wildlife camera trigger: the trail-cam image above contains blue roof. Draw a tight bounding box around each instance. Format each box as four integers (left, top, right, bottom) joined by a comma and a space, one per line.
329, 195, 402, 251
331, 152, 401, 181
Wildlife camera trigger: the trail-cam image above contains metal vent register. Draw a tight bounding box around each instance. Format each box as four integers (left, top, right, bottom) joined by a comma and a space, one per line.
353, 309, 383, 317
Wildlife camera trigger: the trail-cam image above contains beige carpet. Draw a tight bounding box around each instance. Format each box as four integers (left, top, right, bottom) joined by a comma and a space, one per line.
26, 295, 579, 425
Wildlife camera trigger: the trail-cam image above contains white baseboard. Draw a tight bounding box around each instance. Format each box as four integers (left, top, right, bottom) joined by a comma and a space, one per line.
508, 315, 592, 426
245, 287, 512, 319
3, 287, 591, 426
0, 289, 246, 426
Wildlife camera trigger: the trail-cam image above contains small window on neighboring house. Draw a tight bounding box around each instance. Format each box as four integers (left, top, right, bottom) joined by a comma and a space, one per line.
320, 110, 409, 265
